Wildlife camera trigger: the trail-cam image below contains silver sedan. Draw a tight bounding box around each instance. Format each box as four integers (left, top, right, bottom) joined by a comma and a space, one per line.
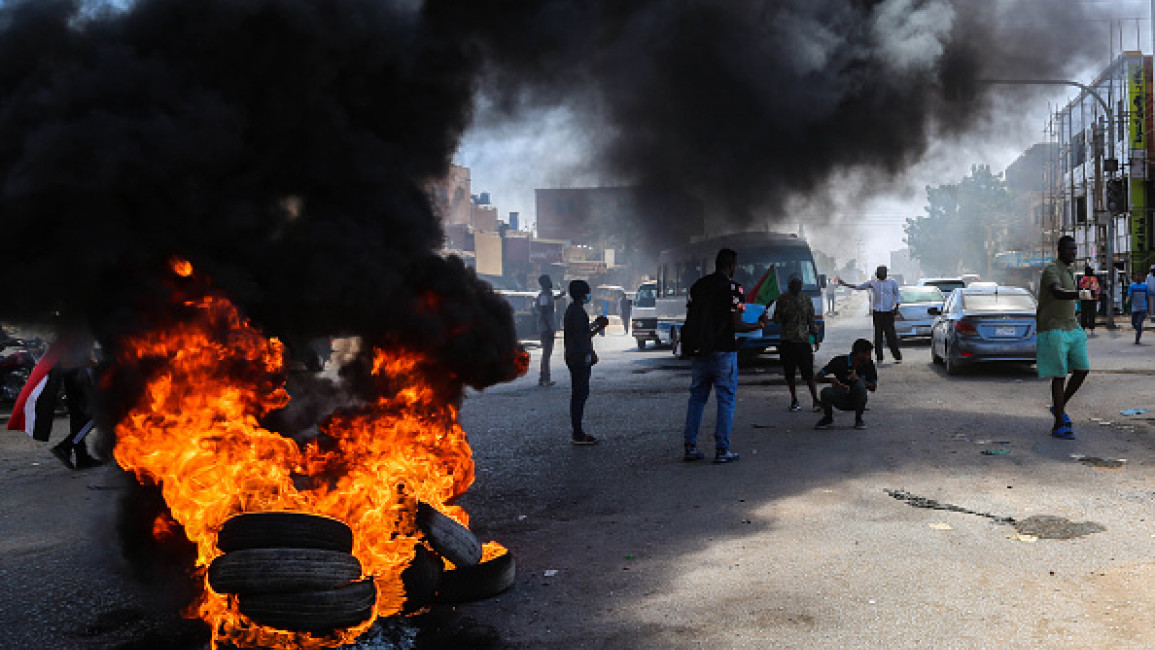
929, 286, 1038, 375
894, 285, 944, 340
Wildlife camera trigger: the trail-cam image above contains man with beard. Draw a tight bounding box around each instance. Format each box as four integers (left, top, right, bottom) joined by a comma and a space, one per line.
772, 274, 822, 412
839, 266, 902, 364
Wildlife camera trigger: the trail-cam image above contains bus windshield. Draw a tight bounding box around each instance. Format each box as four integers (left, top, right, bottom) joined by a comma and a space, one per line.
635, 284, 657, 307
732, 247, 819, 292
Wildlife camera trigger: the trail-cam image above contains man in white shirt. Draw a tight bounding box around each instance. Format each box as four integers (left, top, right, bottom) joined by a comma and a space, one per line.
839, 265, 902, 364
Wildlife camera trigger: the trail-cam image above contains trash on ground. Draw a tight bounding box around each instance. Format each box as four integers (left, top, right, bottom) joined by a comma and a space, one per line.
981, 448, 1011, 455
1071, 454, 1126, 469
544, 569, 558, 577
929, 523, 953, 530
1007, 533, 1039, 543
1098, 421, 1113, 426
1121, 408, 1149, 416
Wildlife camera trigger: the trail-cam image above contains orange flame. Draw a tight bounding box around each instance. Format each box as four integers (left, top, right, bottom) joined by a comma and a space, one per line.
113, 267, 485, 649
170, 257, 194, 277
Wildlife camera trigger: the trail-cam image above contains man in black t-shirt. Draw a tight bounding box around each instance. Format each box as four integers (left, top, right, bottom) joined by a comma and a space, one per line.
813, 338, 878, 430
681, 248, 769, 464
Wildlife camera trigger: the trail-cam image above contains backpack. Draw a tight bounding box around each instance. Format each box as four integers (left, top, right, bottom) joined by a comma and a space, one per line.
677, 275, 720, 358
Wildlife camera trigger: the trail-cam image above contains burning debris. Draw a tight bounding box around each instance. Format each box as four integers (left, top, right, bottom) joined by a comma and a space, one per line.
106, 260, 518, 648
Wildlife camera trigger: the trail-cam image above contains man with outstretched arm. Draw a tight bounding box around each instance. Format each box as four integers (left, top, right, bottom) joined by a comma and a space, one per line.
839, 265, 902, 364
1037, 235, 1090, 439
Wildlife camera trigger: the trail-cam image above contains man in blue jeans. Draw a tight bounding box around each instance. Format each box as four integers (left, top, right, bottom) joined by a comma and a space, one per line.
682, 248, 770, 464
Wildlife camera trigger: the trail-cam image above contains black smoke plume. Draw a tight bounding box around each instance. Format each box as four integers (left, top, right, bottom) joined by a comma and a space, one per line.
0, 0, 522, 398
439, 0, 1104, 223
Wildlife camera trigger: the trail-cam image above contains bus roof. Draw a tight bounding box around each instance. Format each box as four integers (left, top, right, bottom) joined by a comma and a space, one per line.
659, 231, 809, 262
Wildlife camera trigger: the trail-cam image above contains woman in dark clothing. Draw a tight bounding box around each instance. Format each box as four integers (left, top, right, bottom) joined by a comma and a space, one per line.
563, 280, 609, 445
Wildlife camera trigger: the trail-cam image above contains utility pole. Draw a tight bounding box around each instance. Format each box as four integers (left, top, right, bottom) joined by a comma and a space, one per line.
981, 79, 1119, 329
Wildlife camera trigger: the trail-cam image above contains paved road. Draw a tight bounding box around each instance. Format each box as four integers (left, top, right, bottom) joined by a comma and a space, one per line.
3, 292, 1155, 648
454, 293, 1155, 648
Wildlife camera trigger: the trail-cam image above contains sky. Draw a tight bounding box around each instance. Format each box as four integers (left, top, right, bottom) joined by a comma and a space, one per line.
456, 1, 1155, 274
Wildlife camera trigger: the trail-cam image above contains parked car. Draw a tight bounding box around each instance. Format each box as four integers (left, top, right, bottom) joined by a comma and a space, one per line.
894, 285, 944, 340
929, 286, 1038, 375
919, 277, 967, 294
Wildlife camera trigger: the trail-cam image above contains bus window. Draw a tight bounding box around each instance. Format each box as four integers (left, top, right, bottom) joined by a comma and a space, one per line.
736, 258, 819, 291
635, 284, 657, 307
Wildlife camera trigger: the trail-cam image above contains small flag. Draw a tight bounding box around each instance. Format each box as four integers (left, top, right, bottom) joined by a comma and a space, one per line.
7, 344, 62, 441
747, 267, 781, 305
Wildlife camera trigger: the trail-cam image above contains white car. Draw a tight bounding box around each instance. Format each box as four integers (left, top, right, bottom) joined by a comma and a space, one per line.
894, 285, 944, 339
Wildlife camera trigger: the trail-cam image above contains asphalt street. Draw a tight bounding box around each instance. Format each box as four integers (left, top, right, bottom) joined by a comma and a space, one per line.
3, 291, 1155, 648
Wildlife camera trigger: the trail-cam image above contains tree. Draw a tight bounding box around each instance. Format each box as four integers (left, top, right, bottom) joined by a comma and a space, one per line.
904, 165, 1010, 276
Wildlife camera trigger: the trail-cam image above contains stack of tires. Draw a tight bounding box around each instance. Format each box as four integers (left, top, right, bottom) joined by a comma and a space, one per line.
209, 512, 376, 633
209, 507, 517, 637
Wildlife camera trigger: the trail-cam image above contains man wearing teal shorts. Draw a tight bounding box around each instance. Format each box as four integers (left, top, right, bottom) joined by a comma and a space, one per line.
1037, 235, 1090, 439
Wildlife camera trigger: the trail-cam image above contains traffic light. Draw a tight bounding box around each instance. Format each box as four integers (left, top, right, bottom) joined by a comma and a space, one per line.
1106, 178, 1127, 213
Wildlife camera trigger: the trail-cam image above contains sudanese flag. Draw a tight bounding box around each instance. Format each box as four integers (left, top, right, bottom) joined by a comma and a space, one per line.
747, 267, 781, 306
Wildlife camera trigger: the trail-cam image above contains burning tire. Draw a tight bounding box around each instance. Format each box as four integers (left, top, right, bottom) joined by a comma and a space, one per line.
435, 549, 516, 604
237, 578, 377, 633
217, 512, 353, 553
399, 544, 443, 614
416, 502, 482, 568
208, 548, 363, 594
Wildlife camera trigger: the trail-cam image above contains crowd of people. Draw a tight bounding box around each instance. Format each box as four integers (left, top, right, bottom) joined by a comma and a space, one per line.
529, 234, 1155, 453
534, 247, 886, 462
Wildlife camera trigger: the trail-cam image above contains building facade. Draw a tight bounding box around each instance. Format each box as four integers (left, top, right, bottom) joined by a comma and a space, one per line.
1045, 52, 1153, 307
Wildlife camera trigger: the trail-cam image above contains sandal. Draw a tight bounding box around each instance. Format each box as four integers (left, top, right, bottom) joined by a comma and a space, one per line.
1049, 406, 1072, 425
1050, 423, 1076, 440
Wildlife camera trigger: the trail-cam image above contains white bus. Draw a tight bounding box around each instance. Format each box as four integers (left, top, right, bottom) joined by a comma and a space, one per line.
655, 232, 826, 354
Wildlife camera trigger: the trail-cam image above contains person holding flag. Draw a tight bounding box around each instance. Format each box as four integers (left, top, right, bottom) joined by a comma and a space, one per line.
7, 323, 103, 470
839, 265, 902, 364
680, 248, 769, 464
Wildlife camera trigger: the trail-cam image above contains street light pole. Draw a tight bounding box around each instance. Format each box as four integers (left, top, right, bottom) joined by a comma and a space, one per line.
980, 78, 1119, 329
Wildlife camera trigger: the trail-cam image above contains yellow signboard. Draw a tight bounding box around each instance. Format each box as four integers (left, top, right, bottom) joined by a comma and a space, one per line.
1130, 59, 1148, 254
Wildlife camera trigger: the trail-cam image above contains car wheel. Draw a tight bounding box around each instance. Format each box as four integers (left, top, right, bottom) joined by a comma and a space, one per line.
944, 344, 960, 376
930, 338, 943, 364
208, 548, 363, 595
636, 338, 646, 350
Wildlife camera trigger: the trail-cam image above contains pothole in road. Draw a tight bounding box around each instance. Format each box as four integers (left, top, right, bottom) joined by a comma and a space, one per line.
885, 489, 1105, 539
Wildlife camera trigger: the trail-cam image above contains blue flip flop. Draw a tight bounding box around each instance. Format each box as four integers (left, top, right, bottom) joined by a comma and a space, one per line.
1051, 423, 1076, 440
1050, 406, 1072, 425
